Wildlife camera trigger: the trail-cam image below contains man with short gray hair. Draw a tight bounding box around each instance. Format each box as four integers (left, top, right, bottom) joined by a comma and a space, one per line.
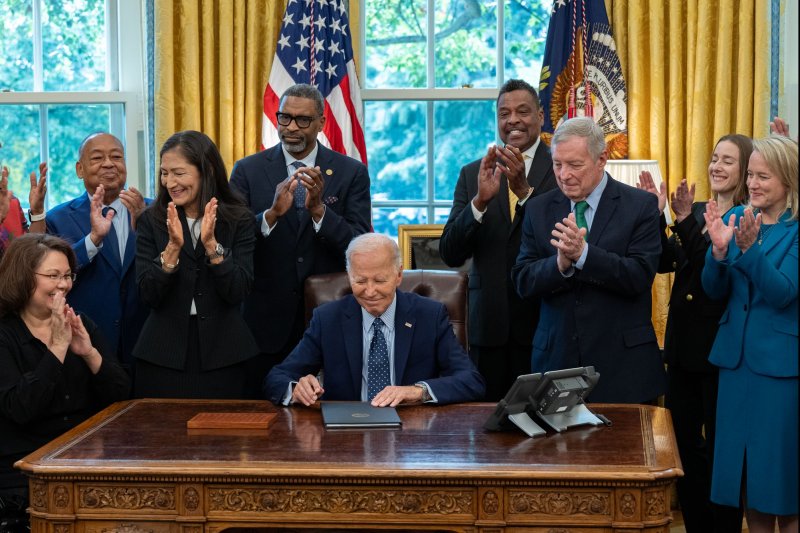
512, 117, 666, 403
264, 233, 485, 406
230, 83, 372, 398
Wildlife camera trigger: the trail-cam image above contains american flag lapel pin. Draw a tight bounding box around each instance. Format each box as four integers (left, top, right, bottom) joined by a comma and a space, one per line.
325, 169, 333, 176
405, 322, 412, 328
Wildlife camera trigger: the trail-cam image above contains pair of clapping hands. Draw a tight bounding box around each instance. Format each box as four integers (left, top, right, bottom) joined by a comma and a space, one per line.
48, 292, 103, 374
637, 171, 765, 260
270, 165, 326, 222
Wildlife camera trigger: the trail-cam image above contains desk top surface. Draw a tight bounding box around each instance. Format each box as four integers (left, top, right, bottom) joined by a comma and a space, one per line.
17, 400, 681, 482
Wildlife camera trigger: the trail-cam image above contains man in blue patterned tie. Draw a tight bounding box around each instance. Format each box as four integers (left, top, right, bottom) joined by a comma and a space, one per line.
264, 233, 485, 406
45, 133, 150, 374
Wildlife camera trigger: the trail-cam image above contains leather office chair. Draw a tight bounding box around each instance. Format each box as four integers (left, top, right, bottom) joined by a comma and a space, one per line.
304, 270, 469, 350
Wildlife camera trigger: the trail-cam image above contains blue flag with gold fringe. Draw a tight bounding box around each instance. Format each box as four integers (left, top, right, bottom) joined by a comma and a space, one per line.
538, 0, 628, 158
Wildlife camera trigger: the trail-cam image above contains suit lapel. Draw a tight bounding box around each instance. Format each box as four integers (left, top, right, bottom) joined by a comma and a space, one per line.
121, 210, 136, 274
587, 175, 620, 245
500, 177, 513, 226
67, 195, 93, 242
528, 143, 552, 192
341, 296, 365, 397
392, 291, 414, 386
760, 216, 796, 256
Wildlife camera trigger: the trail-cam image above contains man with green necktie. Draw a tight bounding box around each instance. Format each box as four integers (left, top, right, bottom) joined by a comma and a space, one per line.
512, 117, 666, 404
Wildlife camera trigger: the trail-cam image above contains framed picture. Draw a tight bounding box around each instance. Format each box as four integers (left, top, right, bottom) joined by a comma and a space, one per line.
397, 224, 471, 272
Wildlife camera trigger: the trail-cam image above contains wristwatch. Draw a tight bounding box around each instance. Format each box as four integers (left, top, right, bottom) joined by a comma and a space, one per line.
206, 242, 225, 259
414, 383, 431, 402
28, 209, 46, 222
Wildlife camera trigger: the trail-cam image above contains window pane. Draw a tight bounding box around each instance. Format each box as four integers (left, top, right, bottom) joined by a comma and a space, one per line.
46, 104, 121, 207
0, 105, 41, 204
433, 100, 495, 201
365, 100, 427, 201
365, 0, 427, 88
434, 0, 497, 88
433, 207, 451, 224
0, 0, 35, 91
42, 0, 107, 91
503, 0, 549, 82
372, 207, 428, 238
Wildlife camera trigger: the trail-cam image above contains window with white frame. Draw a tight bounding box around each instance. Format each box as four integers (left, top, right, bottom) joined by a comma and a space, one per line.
360, 0, 550, 236
0, 0, 147, 211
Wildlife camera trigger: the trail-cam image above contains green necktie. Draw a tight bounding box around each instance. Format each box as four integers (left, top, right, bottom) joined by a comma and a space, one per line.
575, 201, 589, 238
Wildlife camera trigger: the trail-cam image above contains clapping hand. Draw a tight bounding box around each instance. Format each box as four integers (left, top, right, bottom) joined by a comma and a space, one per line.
496, 144, 528, 198
48, 291, 72, 361
703, 199, 736, 260
637, 170, 667, 214
119, 186, 146, 231
670, 179, 695, 223
473, 145, 501, 211
28, 162, 48, 218
166, 201, 184, 248
550, 212, 587, 272
66, 306, 102, 374
88, 184, 114, 246
733, 207, 760, 254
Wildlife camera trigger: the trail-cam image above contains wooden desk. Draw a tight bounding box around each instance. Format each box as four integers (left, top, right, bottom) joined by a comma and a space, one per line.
17, 400, 682, 533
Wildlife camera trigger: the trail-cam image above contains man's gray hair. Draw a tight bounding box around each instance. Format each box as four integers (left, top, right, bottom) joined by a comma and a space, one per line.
551, 117, 606, 160
281, 83, 325, 116
345, 233, 402, 272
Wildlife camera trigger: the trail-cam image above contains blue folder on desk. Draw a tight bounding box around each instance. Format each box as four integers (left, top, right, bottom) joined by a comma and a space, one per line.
321, 402, 402, 429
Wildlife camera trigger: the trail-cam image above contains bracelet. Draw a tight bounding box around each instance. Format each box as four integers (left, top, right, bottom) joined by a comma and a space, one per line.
28, 209, 46, 222
160, 251, 179, 270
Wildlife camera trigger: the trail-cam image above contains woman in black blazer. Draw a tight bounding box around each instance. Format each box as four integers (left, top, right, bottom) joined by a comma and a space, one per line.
133, 131, 258, 399
640, 134, 751, 533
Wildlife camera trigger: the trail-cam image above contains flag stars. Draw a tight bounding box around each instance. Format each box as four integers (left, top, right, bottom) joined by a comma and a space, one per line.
283, 11, 294, 26
278, 33, 291, 50
328, 41, 341, 56
296, 34, 310, 51
331, 17, 342, 34
325, 63, 337, 79
314, 16, 327, 31
299, 13, 312, 29
313, 38, 325, 54
291, 57, 307, 74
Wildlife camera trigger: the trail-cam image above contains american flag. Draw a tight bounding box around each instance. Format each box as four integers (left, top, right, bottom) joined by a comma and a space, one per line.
262, 0, 367, 165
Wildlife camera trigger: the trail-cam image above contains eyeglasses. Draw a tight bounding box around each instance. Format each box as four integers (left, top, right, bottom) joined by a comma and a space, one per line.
35, 272, 77, 282
275, 112, 319, 129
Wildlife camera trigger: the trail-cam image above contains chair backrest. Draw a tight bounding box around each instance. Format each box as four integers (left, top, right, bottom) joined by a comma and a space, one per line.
304, 269, 468, 350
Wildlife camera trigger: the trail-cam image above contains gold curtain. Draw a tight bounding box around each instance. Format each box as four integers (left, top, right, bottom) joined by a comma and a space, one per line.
604, 0, 772, 344
154, 0, 285, 174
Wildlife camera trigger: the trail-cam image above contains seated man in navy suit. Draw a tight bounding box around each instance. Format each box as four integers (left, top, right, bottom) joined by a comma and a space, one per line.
46, 132, 149, 372
265, 233, 485, 406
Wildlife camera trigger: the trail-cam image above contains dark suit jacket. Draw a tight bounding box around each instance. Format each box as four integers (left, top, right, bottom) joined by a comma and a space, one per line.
439, 142, 556, 347
511, 176, 667, 403
46, 194, 149, 368
702, 207, 798, 377
264, 291, 486, 405
229, 143, 372, 353
132, 208, 258, 371
657, 202, 726, 373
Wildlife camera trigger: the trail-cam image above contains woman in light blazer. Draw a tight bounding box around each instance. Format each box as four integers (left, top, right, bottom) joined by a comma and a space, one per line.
702, 135, 798, 533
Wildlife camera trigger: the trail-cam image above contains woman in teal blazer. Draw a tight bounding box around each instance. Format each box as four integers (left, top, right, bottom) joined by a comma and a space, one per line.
702, 135, 798, 533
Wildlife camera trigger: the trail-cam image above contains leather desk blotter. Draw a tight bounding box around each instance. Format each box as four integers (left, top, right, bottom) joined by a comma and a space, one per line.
186, 412, 277, 430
